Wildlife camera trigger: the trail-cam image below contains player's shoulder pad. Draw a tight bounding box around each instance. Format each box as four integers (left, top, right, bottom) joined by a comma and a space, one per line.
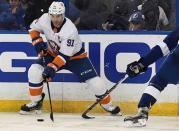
32, 13, 49, 26
38, 13, 49, 23
62, 17, 78, 38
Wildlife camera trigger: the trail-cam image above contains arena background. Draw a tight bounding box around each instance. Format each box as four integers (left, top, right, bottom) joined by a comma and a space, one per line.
0, 0, 179, 116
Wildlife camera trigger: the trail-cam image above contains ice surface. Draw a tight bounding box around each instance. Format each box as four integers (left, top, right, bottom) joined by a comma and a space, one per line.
0, 113, 179, 131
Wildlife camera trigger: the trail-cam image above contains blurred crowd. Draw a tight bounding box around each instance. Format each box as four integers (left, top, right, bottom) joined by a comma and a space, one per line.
0, 0, 176, 31
71, 0, 176, 31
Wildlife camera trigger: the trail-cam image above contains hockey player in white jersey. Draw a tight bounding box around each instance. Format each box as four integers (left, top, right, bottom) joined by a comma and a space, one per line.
19, 2, 120, 115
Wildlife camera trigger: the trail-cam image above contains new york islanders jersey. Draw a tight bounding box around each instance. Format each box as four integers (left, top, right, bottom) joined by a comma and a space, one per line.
29, 13, 83, 57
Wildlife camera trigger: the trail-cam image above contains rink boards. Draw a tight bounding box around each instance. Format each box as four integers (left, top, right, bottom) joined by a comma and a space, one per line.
0, 32, 178, 115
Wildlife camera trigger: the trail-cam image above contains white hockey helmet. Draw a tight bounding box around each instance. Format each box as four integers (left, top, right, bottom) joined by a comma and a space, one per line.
48, 1, 65, 15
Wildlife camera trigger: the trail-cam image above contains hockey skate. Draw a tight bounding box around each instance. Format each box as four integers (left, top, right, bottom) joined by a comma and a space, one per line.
100, 103, 121, 115
96, 94, 121, 115
95, 91, 122, 115
124, 107, 149, 127
19, 93, 45, 115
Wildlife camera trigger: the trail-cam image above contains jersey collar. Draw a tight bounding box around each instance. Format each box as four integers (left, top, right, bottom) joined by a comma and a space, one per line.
51, 18, 66, 33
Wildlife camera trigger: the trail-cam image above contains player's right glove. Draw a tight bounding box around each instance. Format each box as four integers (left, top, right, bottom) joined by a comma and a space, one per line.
42, 55, 66, 81
126, 58, 148, 78
32, 37, 48, 56
42, 64, 56, 82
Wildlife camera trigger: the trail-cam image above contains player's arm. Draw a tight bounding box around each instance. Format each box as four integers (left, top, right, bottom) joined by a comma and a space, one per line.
127, 27, 179, 77
42, 42, 70, 81
42, 54, 67, 81
29, 19, 48, 57
42, 29, 85, 81
42, 35, 75, 81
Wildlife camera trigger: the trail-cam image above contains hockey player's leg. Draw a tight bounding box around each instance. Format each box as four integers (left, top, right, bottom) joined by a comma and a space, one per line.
124, 107, 149, 127
124, 74, 168, 127
68, 57, 121, 115
20, 64, 45, 115
86, 76, 121, 115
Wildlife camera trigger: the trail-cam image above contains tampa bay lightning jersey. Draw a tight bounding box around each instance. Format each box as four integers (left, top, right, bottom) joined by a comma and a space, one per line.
140, 27, 179, 66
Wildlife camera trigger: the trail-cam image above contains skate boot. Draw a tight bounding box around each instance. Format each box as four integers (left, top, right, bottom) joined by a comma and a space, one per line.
101, 103, 121, 115
19, 93, 45, 115
96, 94, 121, 115
124, 107, 149, 127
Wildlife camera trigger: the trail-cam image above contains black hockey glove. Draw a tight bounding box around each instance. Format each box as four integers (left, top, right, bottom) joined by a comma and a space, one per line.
126, 58, 148, 78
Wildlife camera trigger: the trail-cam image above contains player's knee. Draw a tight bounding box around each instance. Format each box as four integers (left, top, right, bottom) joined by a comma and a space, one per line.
28, 64, 44, 83
149, 74, 168, 92
86, 76, 107, 95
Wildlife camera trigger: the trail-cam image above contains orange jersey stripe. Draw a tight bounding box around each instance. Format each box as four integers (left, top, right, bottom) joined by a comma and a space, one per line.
70, 52, 87, 60
29, 87, 43, 96
52, 55, 66, 68
32, 37, 43, 46
29, 30, 40, 39
100, 95, 111, 105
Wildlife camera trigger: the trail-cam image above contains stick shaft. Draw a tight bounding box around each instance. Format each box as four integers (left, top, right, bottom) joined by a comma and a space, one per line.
82, 74, 128, 117
47, 80, 54, 121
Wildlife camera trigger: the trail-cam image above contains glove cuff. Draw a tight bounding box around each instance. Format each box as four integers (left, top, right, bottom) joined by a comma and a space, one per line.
138, 57, 148, 67
138, 57, 148, 72
32, 37, 43, 46
52, 55, 66, 68
47, 63, 58, 71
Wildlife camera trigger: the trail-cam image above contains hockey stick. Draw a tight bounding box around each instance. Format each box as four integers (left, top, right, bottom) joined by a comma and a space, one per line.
42, 56, 54, 122
82, 74, 128, 119
46, 81, 54, 122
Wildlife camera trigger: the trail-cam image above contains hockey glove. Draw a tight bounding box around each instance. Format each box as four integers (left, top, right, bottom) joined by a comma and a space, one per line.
32, 37, 48, 56
42, 63, 57, 82
126, 58, 147, 78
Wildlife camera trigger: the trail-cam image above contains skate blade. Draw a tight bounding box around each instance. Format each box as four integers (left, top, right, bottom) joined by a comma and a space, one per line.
124, 119, 147, 127
19, 110, 42, 115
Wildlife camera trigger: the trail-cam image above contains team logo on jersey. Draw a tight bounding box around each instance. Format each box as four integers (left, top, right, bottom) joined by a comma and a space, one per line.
48, 40, 60, 54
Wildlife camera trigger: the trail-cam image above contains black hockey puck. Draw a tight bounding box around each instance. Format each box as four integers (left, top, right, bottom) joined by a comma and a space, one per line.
37, 119, 44, 122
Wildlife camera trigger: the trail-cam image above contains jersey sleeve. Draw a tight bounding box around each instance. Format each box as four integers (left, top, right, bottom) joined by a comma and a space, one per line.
140, 28, 179, 66
29, 13, 47, 34
162, 27, 179, 53
28, 14, 48, 46
28, 19, 44, 46
28, 14, 47, 40
29, 19, 43, 34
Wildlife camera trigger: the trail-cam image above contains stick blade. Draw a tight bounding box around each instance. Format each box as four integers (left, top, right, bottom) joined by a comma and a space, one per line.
50, 112, 54, 122
82, 114, 95, 119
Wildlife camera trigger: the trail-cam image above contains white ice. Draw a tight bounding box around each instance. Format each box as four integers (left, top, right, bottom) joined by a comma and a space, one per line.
0, 113, 179, 131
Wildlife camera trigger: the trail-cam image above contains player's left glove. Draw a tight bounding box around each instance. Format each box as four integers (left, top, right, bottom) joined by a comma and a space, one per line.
126, 58, 148, 78
42, 63, 57, 82
32, 37, 48, 57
